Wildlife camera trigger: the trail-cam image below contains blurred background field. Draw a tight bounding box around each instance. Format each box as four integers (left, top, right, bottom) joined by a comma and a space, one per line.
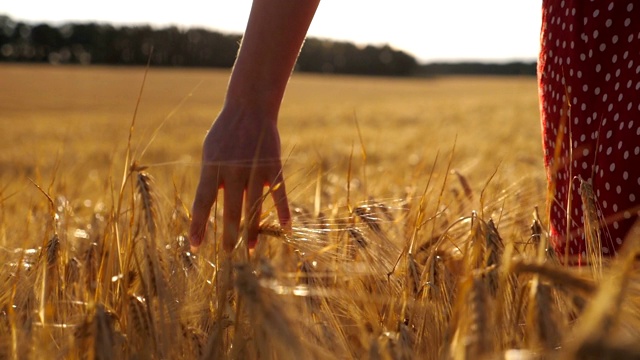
0, 64, 544, 242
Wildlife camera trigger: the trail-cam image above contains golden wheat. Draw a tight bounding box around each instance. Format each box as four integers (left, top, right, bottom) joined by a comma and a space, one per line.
2, 65, 640, 359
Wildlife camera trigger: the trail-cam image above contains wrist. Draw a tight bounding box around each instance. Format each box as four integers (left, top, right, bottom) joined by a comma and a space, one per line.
223, 90, 281, 125
217, 98, 279, 130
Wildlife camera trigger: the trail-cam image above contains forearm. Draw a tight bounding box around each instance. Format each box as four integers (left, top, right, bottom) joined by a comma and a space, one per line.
224, 0, 320, 121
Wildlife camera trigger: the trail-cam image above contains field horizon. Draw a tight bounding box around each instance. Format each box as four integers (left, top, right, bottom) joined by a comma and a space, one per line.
0, 64, 545, 238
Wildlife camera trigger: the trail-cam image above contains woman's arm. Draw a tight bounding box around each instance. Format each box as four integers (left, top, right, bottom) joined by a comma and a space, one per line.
190, 0, 320, 252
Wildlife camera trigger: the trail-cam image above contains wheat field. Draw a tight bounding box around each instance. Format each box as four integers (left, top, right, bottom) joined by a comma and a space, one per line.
1, 64, 639, 359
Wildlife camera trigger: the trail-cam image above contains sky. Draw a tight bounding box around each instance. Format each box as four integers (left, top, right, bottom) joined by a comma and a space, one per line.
2, 0, 543, 63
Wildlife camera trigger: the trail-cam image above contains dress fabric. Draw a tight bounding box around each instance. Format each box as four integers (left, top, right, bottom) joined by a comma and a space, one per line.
539, 0, 640, 262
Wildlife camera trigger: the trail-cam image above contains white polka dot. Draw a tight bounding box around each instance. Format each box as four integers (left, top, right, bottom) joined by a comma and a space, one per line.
624, 171, 629, 180
606, 19, 613, 27
625, 18, 631, 27
612, 35, 619, 44
593, 9, 600, 17
614, 221, 619, 230
616, 186, 622, 194
631, 194, 637, 202
610, 163, 616, 172
613, 54, 618, 63
628, 3, 634, 11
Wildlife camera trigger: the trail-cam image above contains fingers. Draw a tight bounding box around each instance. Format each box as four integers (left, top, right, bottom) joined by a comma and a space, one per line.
222, 178, 244, 252
189, 165, 220, 253
190, 164, 289, 253
245, 179, 264, 249
270, 170, 291, 231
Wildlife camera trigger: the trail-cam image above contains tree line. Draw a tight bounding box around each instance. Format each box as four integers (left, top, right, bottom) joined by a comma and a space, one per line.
417, 62, 537, 77
0, 15, 536, 77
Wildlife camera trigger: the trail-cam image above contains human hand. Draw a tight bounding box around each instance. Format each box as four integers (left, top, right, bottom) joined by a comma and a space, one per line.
189, 110, 290, 253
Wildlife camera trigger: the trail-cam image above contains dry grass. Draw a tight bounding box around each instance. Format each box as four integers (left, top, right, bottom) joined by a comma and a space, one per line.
1, 63, 639, 359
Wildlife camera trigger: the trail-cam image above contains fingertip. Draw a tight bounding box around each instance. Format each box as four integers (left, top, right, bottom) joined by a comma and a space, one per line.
189, 225, 204, 251
246, 225, 260, 250
222, 237, 236, 252
280, 213, 292, 230
270, 181, 291, 230
276, 200, 291, 230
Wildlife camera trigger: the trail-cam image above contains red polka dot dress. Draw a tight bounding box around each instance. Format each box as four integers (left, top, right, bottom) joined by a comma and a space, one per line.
539, 0, 640, 262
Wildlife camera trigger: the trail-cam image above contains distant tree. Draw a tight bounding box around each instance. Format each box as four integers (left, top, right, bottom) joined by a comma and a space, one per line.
417, 62, 537, 77
31, 24, 64, 62
297, 39, 418, 76
0, 15, 536, 77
